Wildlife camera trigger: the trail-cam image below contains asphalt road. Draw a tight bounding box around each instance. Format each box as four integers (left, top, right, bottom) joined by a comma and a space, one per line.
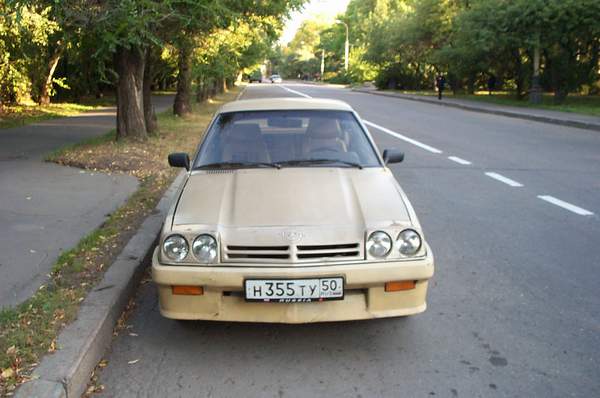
94, 83, 600, 397
0, 96, 173, 307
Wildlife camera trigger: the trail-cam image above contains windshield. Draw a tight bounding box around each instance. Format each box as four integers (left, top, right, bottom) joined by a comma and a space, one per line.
194, 110, 381, 169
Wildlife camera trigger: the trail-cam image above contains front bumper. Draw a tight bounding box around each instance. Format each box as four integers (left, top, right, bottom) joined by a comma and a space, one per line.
152, 247, 434, 323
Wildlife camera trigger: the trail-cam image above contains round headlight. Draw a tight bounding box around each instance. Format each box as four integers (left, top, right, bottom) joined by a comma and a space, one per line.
398, 229, 422, 256
163, 235, 189, 261
367, 231, 392, 258
192, 234, 218, 263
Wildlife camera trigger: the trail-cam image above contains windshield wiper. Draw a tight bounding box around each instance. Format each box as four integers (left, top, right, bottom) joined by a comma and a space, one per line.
277, 158, 363, 169
194, 161, 281, 170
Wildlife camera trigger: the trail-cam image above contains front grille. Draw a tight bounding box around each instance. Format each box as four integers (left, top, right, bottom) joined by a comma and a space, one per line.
225, 245, 291, 260
297, 243, 360, 259
223, 242, 361, 264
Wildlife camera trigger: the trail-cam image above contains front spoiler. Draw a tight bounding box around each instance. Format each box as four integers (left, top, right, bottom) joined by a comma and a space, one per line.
152, 247, 434, 323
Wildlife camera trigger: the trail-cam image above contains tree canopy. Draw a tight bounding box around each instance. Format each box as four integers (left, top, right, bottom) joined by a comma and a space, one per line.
275, 0, 600, 101
0, 0, 304, 138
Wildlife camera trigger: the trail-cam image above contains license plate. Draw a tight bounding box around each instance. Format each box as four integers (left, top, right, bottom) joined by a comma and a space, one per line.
245, 277, 344, 303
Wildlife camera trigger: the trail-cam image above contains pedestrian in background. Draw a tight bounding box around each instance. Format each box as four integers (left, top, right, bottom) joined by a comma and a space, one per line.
488, 74, 496, 95
435, 74, 446, 100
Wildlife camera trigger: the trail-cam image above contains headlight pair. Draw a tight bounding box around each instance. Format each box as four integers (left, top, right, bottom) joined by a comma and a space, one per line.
366, 229, 422, 259
163, 234, 218, 264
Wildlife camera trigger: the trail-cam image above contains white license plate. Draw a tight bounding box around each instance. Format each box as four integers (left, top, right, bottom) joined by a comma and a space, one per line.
245, 277, 344, 303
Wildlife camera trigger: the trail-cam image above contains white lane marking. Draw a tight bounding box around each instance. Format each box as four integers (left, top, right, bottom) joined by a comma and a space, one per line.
484, 172, 524, 187
236, 85, 248, 100
280, 85, 312, 98
278, 84, 444, 155
448, 156, 472, 165
269, 83, 597, 218
363, 120, 443, 154
279, 84, 444, 156
537, 195, 594, 216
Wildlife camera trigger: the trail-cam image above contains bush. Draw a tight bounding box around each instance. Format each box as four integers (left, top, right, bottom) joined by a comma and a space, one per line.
326, 72, 352, 85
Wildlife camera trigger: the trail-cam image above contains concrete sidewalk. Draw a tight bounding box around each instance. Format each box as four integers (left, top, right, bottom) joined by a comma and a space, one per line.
0, 96, 173, 308
352, 87, 600, 132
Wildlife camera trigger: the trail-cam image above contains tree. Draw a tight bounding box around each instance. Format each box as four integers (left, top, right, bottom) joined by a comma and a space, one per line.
172, 0, 304, 116
314, 0, 600, 101
0, 1, 59, 104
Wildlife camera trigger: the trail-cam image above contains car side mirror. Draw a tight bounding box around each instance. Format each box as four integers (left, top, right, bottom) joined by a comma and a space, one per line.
382, 149, 404, 165
168, 152, 190, 170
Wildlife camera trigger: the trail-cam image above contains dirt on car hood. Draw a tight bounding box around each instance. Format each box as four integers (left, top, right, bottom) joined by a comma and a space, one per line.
172, 168, 411, 230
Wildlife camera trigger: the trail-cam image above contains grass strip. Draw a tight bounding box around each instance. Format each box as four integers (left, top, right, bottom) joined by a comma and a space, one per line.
0, 98, 116, 130
0, 88, 239, 396
388, 90, 600, 117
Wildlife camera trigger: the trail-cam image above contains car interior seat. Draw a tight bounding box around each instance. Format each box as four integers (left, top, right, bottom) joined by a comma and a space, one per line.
303, 117, 347, 156
221, 123, 271, 163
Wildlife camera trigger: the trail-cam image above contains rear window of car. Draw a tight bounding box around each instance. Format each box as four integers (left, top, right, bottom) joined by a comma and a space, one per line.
194, 110, 381, 168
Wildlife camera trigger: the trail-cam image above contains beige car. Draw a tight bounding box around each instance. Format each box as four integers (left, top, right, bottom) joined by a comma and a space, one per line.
152, 98, 434, 323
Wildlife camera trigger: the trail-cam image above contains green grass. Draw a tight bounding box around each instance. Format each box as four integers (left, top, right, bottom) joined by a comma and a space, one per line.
0, 98, 115, 130
458, 93, 600, 117
390, 90, 600, 117
151, 90, 177, 96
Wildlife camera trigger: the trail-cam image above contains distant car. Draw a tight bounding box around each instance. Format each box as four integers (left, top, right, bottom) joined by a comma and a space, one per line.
155, 98, 434, 323
248, 71, 262, 83
270, 74, 282, 83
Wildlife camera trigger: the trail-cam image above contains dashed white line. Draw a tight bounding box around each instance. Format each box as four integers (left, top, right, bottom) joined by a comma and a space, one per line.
236, 85, 248, 100
537, 195, 594, 216
280, 85, 312, 98
447, 156, 472, 165
363, 120, 443, 154
254, 84, 599, 218
484, 172, 524, 187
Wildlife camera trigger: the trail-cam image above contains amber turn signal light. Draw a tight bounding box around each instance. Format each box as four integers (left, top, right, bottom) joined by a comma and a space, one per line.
385, 280, 416, 292
172, 285, 204, 295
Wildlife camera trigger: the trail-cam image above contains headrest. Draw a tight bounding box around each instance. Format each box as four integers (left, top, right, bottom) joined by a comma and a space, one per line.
306, 117, 341, 139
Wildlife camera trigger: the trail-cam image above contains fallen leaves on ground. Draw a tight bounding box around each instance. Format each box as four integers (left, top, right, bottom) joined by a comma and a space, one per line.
1, 367, 14, 380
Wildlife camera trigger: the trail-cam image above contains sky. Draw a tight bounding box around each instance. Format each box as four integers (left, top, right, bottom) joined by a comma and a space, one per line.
279, 0, 351, 45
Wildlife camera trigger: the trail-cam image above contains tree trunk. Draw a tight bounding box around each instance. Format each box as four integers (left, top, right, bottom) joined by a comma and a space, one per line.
550, 45, 573, 105
529, 40, 542, 104
210, 79, 218, 97
39, 45, 63, 105
195, 78, 205, 103
467, 75, 475, 95
143, 49, 157, 134
173, 43, 192, 116
115, 46, 147, 140
226, 77, 235, 90
513, 49, 525, 100
202, 80, 210, 101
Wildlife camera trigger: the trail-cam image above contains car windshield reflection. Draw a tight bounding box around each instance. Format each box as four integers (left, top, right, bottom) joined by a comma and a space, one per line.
194, 110, 381, 169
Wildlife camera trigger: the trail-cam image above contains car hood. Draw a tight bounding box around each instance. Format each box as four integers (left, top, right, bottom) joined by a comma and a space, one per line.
172, 168, 412, 231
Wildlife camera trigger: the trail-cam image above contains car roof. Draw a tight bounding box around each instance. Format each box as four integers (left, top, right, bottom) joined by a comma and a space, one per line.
219, 97, 354, 113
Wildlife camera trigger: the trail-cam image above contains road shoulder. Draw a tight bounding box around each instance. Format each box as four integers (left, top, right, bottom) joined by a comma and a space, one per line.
352, 88, 600, 132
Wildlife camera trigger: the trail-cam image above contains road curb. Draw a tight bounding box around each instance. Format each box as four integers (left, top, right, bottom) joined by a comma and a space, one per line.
352, 88, 600, 132
14, 172, 185, 398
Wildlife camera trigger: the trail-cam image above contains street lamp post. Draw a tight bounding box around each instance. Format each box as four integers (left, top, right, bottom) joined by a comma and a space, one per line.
336, 20, 349, 72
